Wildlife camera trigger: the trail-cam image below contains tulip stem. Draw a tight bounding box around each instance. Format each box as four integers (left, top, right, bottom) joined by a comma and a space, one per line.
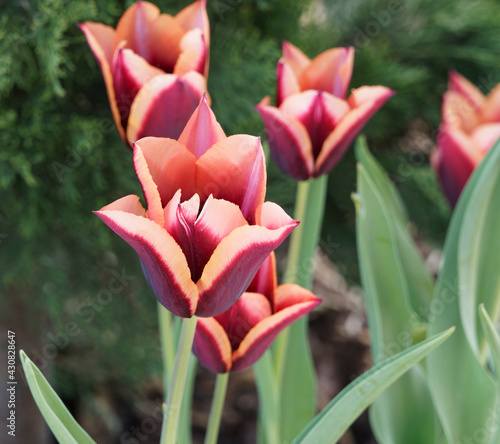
273, 175, 328, 440
204, 372, 230, 444
158, 303, 177, 390
160, 315, 198, 444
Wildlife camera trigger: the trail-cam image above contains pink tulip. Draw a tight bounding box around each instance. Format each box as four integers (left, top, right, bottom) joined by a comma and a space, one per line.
193, 253, 321, 372
95, 98, 298, 318
256, 41, 394, 180
432, 71, 500, 206
78, 0, 209, 146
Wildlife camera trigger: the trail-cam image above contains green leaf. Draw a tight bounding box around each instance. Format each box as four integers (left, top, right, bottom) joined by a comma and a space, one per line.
354, 137, 438, 443
459, 138, 500, 360
293, 327, 454, 444
20, 350, 96, 444
427, 141, 500, 443
479, 304, 500, 381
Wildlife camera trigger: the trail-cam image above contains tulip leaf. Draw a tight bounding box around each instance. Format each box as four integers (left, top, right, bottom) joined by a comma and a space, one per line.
479, 304, 500, 381
292, 327, 454, 444
427, 140, 500, 443
458, 138, 500, 359
20, 350, 96, 444
354, 137, 438, 443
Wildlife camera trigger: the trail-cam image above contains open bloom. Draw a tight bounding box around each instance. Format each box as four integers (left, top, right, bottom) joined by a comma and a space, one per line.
95, 98, 297, 317
256, 41, 394, 180
79, 0, 209, 145
193, 253, 321, 372
432, 71, 500, 206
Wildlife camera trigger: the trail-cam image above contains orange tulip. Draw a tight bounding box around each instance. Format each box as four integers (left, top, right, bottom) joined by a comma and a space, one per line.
256, 42, 394, 179
79, 0, 209, 146
193, 253, 320, 372
95, 98, 298, 317
433, 71, 500, 206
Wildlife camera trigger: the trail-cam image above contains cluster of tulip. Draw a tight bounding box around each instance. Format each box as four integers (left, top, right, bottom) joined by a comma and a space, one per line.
21, 1, 499, 444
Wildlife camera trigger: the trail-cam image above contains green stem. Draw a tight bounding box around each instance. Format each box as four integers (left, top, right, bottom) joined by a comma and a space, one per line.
273, 175, 328, 379
158, 303, 177, 391
204, 372, 230, 444
254, 351, 280, 444
160, 315, 198, 444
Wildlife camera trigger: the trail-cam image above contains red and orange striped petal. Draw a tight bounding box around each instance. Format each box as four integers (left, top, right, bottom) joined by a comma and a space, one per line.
281, 41, 311, 79
78, 22, 126, 143
215, 292, 272, 349
256, 98, 314, 180
99, 194, 146, 217
193, 317, 232, 373
276, 60, 301, 106
134, 137, 197, 207
470, 123, 500, 154
113, 48, 163, 128
126, 72, 205, 142
300, 47, 354, 98
178, 95, 226, 158
448, 70, 485, 111
94, 209, 198, 317
194, 196, 248, 271
441, 90, 479, 132
481, 84, 500, 123
175, 0, 210, 43
231, 288, 320, 371
195, 217, 298, 317
434, 125, 482, 207
247, 253, 277, 302
114, 1, 160, 60
281, 90, 350, 157
147, 14, 184, 73
196, 135, 266, 223
174, 29, 206, 76
316, 86, 394, 176
133, 144, 165, 226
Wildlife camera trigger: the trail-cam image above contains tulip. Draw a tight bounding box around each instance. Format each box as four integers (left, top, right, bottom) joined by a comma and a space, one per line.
256, 41, 394, 180
95, 98, 297, 317
78, 0, 209, 146
192, 253, 321, 372
432, 70, 500, 207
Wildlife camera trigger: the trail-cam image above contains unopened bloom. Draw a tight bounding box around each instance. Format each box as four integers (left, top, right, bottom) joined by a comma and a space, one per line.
193, 253, 321, 372
79, 0, 209, 145
95, 98, 297, 317
432, 71, 500, 206
256, 41, 394, 180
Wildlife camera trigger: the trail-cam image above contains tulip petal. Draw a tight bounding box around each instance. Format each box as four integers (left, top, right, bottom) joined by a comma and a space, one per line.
316, 86, 394, 176
215, 292, 272, 349
281, 90, 350, 157
100, 194, 146, 217
281, 41, 311, 79
78, 22, 126, 143
247, 253, 277, 302
114, 1, 160, 60
276, 60, 301, 106
147, 14, 184, 73
441, 90, 479, 132
471, 123, 500, 154
94, 209, 198, 317
194, 196, 248, 274
178, 96, 226, 158
113, 48, 163, 129
256, 98, 314, 180
196, 217, 298, 317
133, 144, 165, 226
134, 137, 197, 207
196, 135, 266, 223
175, 0, 210, 44
193, 317, 232, 373
482, 84, 500, 123
126, 72, 205, 142
232, 286, 320, 371
448, 70, 485, 110
174, 29, 207, 76
299, 47, 354, 98
434, 125, 482, 207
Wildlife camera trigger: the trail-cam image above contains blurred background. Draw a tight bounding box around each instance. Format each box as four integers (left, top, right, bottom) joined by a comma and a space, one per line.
1, 0, 499, 442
